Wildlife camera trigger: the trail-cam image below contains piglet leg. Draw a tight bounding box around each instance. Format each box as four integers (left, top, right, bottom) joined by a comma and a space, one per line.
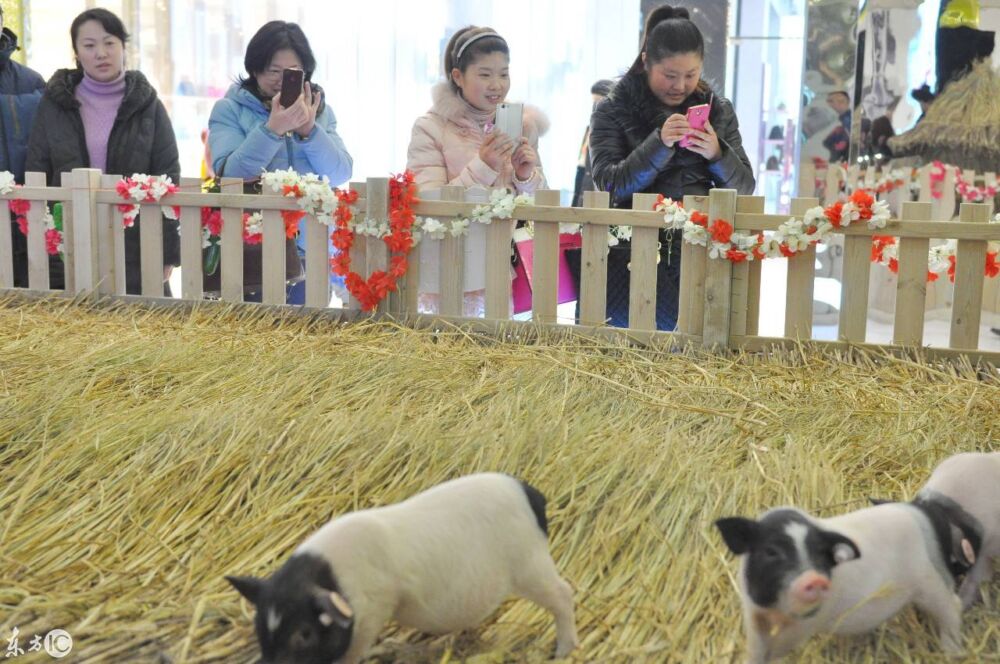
915, 587, 964, 656
514, 554, 579, 659
958, 556, 990, 609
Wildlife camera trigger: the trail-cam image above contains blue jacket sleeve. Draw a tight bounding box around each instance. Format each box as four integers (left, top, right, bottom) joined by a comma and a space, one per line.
208, 98, 283, 180
293, 105, 353, 186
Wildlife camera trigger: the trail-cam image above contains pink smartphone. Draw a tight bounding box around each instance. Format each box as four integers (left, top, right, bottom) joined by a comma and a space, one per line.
679, 103, 710, 148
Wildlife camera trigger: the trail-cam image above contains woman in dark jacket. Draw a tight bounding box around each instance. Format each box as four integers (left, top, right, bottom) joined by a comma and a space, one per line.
25, 8, 180, 295
589, 4, 754, 330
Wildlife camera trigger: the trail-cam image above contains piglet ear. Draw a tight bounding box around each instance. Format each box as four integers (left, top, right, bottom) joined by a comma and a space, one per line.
226, 575, 265, 605
868, 496, 892, 506
822, 531, 861, 565
715, 517, 759, 555
315, 590, 354, 630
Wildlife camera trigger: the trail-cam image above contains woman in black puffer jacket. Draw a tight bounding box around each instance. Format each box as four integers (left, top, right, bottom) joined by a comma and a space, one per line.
588, 4, 754, 330
25, 8, 179, 295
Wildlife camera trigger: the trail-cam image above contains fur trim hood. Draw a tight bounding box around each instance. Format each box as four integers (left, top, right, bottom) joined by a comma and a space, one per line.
428, 81, 549, 141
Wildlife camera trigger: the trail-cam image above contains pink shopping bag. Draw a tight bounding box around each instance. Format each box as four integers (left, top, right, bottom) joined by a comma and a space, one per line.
512, 232, 582, 314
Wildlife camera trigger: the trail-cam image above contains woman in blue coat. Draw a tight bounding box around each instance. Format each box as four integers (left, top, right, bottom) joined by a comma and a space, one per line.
208, 20, 352, 302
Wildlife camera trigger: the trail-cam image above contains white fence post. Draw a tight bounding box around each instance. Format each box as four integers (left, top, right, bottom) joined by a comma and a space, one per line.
70, 168, 101, 293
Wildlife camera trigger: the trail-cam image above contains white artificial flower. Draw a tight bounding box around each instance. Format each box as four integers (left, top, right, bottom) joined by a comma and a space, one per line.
708, 242, 729, 260
682, 221, 707, 247
868, 200, 891, 229
419, 217, 447, 240
0, 170, 16, 195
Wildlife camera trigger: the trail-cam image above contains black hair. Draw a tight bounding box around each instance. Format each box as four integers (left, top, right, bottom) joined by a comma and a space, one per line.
239, 21, 316, 101
827, 90, 850, 102
627, 5, 704, 77
70, 8, 130, 53
444, 26, 510, 93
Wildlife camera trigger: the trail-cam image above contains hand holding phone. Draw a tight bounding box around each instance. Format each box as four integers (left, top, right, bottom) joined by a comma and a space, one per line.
268, 79, 322, 138
678, 103, 710, 149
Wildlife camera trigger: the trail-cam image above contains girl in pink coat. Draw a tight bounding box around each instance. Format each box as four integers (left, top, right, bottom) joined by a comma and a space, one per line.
406, 26, 548, 316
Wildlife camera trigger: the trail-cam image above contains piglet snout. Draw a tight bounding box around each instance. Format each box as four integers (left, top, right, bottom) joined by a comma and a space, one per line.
791, 571, 831, 607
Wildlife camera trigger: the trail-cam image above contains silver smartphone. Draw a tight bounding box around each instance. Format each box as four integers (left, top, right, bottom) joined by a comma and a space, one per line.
493, 102, 523, 141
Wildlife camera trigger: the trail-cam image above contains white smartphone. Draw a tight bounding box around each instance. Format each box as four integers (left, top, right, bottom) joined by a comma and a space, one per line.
493, 102, 524, 141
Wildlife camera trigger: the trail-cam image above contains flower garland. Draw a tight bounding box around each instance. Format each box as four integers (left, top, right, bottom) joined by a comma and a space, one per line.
258, 169, 420, 311
928, 161, 946, 200
116, 174, 181, 226
955, 169, 998, 203
871, 213, 1000, 283
1, 173, 62, 256
413, 188, 534, 243
865, 169, 908, 195
323, 171, 418, 311
652, 189, 890, 264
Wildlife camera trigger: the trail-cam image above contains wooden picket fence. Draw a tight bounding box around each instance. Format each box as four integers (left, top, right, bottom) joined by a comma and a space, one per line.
798, 160, 998, 214
3, 168, 999, 364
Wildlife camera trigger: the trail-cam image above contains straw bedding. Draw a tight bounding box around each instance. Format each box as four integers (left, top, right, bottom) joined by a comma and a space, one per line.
0, 296, 997, 663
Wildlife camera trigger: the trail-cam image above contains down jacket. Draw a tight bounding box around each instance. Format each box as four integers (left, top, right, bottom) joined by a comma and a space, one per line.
24, 68, 180, 294
0, 28, 44, 182
207, 83, 353, 293
406, 82, 547, 194
589, 72, 755, 208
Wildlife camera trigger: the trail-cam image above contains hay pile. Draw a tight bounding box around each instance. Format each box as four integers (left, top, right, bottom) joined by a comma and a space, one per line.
889, 60, 1000, 171
0, 296, 998, 663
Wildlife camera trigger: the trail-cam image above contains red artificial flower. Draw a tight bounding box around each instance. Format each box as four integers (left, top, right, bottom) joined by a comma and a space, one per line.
726, 249, 748, 263
779, 244, 796, 258
331, 228, 354, 252
689, 210, 708, 227
888, 258, 899, 274
948, 255, 957, 283
708, 219, 734, 244
201, 207, 223, 236
849, 190, 874, 208
282, 184, 304, 198
15, 216, 28, 236
389, 255, 408, 277
927, 271, 939, 283
751, 233, 766, 260
653, 194, 665, 209
8, 198, 30, 216
281, 209, 305, 238
824, 202, 843, 228
986, 252, 1000, 279
115, 180, 132, 199
369, 270, 398, 300
336, 188, 359, 205
44, 228, 62, 255
870, 236, 895, 263
383, 232, 413, 254
330, 252, 351, 277
117, 203, 135, 214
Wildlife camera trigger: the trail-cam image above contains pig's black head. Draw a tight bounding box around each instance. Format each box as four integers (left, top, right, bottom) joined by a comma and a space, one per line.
715, 509, 861, 615
227, 553, 354, 664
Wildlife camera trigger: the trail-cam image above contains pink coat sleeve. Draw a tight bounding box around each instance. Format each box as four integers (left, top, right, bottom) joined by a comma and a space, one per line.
406, 115, 500, 189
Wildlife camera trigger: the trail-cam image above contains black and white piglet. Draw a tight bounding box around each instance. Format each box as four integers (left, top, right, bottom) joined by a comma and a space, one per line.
909, 451, 1000, 608
715, 503, 965, 663
227, 473, 579, 664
